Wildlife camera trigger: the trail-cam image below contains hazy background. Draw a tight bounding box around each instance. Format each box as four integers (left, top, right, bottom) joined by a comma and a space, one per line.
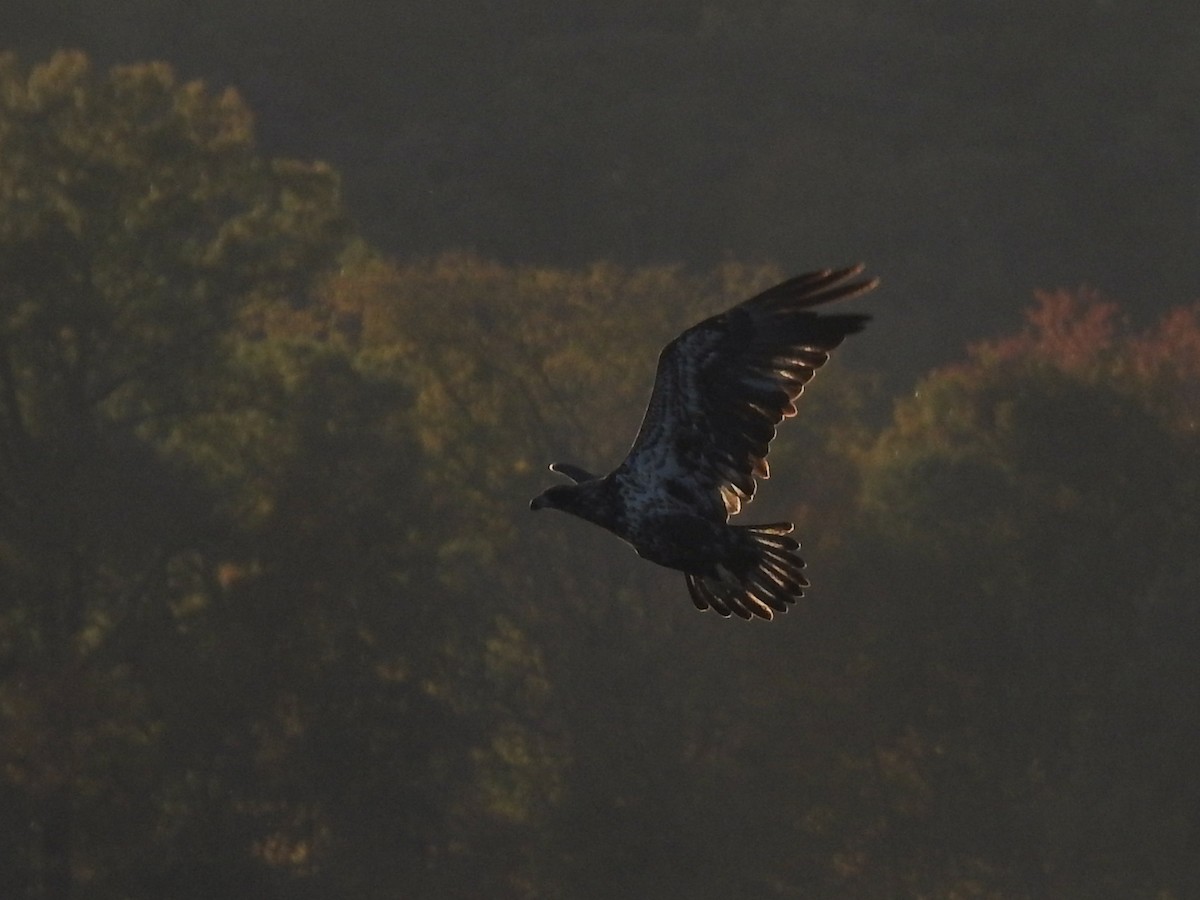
2, 2, 1199, 898
7, 0, 1200, 373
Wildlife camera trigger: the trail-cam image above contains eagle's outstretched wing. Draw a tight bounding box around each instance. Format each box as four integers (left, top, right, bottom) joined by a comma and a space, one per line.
619, 265, 878, 517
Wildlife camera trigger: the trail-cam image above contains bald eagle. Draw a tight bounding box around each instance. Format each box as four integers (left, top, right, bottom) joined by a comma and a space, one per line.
529, 265, 878, 620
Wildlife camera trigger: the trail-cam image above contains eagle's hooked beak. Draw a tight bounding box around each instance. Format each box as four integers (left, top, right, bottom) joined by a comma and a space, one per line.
529, 492, 551, 511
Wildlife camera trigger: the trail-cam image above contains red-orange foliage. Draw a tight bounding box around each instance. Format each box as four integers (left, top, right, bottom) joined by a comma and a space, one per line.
971, 287, 1119, 371
969, 287, 1200, 430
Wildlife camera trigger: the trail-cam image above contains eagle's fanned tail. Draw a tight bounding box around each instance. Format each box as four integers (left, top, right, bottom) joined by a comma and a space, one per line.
684, 523, 809, 620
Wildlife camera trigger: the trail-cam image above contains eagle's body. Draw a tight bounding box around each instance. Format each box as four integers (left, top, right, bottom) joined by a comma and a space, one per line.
529, 265, 878, 620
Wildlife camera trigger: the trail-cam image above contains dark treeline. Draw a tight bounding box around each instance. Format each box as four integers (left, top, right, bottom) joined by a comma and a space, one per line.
2, 52, 1200, 899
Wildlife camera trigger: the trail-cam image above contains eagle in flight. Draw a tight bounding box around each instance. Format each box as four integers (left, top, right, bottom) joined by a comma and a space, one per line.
529, 265, 878, 620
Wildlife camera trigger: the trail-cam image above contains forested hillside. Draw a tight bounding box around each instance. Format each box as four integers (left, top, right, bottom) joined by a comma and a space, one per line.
1, 53, 1198, 898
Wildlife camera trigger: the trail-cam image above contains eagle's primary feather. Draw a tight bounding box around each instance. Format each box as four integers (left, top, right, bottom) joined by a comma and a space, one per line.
529, 264, 878, 620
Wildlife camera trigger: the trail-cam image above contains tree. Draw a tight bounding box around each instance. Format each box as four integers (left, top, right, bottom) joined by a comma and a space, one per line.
0, 51, 352, 897
836, 289, 1200, 897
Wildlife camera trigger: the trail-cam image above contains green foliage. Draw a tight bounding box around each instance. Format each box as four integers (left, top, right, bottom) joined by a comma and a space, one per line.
0, 52, 400, 897
0, 53, 576, 899
0, 51, 348, 436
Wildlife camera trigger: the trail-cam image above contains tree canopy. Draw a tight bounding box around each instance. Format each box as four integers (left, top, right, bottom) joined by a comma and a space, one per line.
8, 0, 1200, 381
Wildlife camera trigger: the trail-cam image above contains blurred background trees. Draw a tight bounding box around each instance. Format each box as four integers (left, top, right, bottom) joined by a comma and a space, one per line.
0, 50, 349, 896
1, 48, 1198, 900
838, 291, 1200, 897
8, 0, 1200, 382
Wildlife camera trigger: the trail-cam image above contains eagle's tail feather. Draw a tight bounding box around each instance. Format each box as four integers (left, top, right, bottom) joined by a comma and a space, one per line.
685, 523, 809, 621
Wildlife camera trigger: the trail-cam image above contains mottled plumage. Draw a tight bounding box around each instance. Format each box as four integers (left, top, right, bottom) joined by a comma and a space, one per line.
530, 265, 878, 620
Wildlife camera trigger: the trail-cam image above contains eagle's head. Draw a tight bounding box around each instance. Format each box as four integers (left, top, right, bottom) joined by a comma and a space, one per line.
529, 484, 576, 512
531, 461, 603, 513
530, 473, 615, 529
